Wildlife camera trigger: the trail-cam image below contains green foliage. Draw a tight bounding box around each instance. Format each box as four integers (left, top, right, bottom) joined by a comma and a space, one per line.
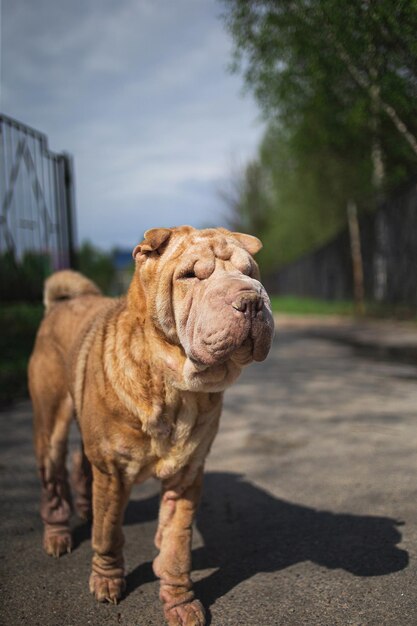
221, 0, 417, 271
0, 303, 43, 405
78, 241, 115, 295
223, 0, 417, 148
270, 296, 355, 316
228, 121, 373, 270
0, 251, 51, 302
0, 242, 115, 404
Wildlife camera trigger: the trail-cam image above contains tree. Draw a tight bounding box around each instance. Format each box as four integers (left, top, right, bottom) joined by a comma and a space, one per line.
222, 0, 417, 179
78, 241, 115, 295
224, 121, 368, 270
221, 0, 417, 278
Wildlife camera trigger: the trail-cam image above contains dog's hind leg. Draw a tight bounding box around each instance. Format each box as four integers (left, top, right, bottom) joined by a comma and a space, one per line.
71, 443, 93, 521
30, 356, 74, 558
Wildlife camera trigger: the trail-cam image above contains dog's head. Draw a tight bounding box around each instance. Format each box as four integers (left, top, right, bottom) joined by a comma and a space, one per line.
131, 226, 274, 390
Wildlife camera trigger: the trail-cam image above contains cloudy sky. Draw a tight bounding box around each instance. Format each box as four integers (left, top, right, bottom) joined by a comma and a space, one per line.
1, 0, 263, 250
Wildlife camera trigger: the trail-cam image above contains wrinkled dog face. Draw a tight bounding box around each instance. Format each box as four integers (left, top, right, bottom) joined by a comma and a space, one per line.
133, 226, 274, 383
172, 230, 274, 367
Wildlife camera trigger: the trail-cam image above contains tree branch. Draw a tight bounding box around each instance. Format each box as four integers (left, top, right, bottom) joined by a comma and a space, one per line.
319, 12, 417, 157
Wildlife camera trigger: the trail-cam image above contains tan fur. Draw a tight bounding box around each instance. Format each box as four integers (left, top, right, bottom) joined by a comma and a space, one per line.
43, 269, 100, 311
29, 226, 274, 626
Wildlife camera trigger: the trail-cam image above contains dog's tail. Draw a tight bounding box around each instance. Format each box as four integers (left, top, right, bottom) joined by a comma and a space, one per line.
44, 270, 101, 312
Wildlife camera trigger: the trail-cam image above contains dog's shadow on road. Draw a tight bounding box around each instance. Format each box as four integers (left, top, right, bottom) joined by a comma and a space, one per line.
123, 471, 407, 621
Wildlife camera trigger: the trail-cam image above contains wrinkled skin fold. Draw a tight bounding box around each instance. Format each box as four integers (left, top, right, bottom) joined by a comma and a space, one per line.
183, 274, 272, 366
28, 225, 274, 626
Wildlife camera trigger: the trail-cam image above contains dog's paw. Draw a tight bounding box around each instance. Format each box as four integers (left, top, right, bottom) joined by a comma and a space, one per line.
89, 572, 126, 604
164, 600, 205, 626
43, 529, 72, 558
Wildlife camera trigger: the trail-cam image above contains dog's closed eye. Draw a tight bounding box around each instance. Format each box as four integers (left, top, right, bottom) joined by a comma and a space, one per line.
179, 270, 197, 280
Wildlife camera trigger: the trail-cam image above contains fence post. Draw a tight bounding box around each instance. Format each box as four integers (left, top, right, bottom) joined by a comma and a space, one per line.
61, 152, 78, 269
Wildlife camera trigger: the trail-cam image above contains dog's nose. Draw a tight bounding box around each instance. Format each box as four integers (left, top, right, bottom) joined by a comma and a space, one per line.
232, 291, 264, 314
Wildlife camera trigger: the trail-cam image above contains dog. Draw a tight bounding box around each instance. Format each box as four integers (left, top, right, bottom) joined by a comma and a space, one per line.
28, 225, 274, 626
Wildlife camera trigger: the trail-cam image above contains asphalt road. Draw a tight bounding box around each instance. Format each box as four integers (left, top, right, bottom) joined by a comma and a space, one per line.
1, 324, 417, 626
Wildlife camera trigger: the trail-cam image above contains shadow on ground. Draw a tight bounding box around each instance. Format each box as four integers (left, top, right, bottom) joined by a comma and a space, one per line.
122, 472, 408, 620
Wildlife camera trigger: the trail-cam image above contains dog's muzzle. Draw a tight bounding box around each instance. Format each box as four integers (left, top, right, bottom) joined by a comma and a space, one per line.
185, 277, 274, 367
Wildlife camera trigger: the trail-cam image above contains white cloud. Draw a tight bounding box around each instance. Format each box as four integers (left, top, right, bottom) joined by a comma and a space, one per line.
2, 0, 264, 248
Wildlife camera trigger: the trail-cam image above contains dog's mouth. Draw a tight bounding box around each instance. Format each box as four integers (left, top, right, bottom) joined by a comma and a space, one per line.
230, 336, 255, 367
186, 313, 273, 370
187, 343, 249, 371
177, 275, 274, 374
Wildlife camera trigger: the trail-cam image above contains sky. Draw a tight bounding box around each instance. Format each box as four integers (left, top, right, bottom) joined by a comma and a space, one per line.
0, 0, 264, 250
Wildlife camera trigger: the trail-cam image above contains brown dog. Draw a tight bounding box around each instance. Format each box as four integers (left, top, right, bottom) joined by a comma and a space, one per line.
28, 226, 274, 625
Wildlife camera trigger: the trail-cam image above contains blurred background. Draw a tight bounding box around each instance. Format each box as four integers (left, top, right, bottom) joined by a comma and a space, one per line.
1, 0, 417, 404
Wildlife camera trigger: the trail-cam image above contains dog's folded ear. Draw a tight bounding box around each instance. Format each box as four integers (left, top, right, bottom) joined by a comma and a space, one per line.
231, 232, 263, 255
132, 228, 173, 259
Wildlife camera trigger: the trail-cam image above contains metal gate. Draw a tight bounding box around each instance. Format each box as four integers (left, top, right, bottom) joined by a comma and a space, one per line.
0, 113, 77, 300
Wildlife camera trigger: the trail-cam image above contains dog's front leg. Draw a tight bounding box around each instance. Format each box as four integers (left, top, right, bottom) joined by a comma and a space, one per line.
89, 465, 131, 604
153, 468, 205, 626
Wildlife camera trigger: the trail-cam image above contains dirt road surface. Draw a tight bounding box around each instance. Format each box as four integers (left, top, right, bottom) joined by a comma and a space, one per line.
1, 323, 417, 625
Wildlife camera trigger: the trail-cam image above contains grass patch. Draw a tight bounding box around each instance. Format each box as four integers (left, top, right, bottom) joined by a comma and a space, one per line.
270, 295, 355, 316
270, 295, 417, 320
0, 303, 43, 406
